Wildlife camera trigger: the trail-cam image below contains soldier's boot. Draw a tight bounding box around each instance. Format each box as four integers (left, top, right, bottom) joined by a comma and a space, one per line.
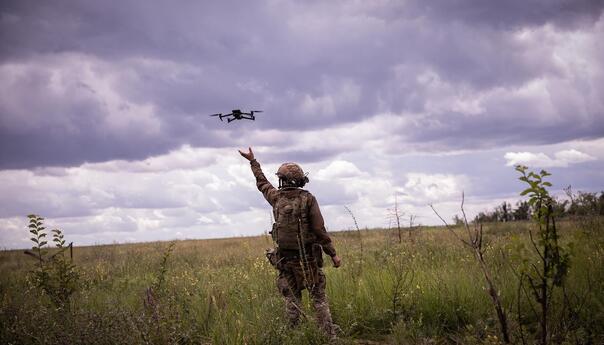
311, 291, 338, 339
315, 301, 338, 339
284, 293, 302, 327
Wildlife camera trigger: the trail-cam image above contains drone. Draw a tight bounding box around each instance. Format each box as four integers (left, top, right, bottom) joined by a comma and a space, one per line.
209, 109, 262, 123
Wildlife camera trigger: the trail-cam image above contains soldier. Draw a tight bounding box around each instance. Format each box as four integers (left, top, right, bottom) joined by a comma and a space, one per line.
238, 147, 342, 339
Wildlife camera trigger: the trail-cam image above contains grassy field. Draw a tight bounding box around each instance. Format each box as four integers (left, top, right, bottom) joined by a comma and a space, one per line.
1, 218, 603, 344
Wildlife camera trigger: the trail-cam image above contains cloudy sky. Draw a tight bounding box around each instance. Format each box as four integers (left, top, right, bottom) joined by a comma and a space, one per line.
1, 0, 603, 249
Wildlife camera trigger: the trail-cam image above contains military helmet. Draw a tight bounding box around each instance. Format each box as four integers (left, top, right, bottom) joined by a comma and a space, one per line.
276, 162, 309, 188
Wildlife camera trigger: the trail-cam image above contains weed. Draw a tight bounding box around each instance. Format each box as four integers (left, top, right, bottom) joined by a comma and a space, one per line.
25, 214, 79, 310
344, 205, 364, 277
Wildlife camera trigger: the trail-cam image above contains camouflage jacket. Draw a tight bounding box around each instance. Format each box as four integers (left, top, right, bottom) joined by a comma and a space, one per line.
250, 159, 337, 257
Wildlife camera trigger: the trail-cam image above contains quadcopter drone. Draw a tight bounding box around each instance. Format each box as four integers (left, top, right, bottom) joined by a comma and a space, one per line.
209, 109, 262, 123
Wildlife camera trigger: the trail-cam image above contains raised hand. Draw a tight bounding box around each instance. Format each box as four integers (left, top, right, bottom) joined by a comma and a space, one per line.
238, 147, 255, 161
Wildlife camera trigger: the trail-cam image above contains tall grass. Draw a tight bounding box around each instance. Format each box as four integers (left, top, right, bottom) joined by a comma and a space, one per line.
0, 220, 603, 344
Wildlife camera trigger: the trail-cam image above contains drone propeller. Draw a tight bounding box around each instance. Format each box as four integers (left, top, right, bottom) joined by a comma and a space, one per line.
209, 113, 224, 121
251, 110, 263, 114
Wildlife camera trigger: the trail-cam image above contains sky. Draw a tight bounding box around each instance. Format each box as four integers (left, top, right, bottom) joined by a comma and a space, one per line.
1, 0, 603, 249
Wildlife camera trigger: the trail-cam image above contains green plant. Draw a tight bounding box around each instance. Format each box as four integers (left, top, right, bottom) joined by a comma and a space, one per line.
26, 214, 79, 310
515, 165, 571, 345
137, 241, 184, 344
27, 214, 48, 266
153, 241, 176, 294
144, 241, 176, 313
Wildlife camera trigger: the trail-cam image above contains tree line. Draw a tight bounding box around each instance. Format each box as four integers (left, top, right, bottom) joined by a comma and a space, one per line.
455, 189, 604, 224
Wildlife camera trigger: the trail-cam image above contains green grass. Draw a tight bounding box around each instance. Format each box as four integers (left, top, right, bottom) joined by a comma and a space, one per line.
1, 219, 603, 344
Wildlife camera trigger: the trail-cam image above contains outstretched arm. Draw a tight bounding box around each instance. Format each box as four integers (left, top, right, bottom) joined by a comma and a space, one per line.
239, 147, 278, 206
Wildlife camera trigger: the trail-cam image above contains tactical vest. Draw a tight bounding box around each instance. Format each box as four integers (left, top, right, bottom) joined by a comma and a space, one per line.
272, 190, 315, 250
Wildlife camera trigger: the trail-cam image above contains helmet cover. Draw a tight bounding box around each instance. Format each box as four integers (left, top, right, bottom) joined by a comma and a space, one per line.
276, 162, 308, 187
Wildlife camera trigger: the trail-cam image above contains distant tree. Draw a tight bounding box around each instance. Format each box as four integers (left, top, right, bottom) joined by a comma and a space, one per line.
495, 202, 512, 222
452, 214, 464, 226
471, 192, 604, 223
503, 202, 511, 222
550, 197, 568, 218
513, 200, 531, 221
566, 190, 603, 216
475, 211, 497, 223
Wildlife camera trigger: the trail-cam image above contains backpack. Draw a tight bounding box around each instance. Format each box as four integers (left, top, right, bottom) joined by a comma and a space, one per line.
272, 191, 314, 250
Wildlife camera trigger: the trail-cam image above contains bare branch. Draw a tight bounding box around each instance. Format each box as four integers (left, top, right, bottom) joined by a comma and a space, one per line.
530, 263, 545, 281
460, 192, 474, 242
432, 194, 510, 343
528, 231, 545, 261
429, 203, 471, 247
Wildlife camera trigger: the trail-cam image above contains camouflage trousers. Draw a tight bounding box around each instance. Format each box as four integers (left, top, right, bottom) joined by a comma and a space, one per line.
276, 259, 337, 338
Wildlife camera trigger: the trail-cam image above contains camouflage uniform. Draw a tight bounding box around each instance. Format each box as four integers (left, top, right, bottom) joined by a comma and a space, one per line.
249, 159, 338, 337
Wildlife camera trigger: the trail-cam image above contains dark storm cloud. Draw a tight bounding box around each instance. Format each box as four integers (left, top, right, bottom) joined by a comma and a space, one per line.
406, 0, 604, 30
0, 0, 603, 169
